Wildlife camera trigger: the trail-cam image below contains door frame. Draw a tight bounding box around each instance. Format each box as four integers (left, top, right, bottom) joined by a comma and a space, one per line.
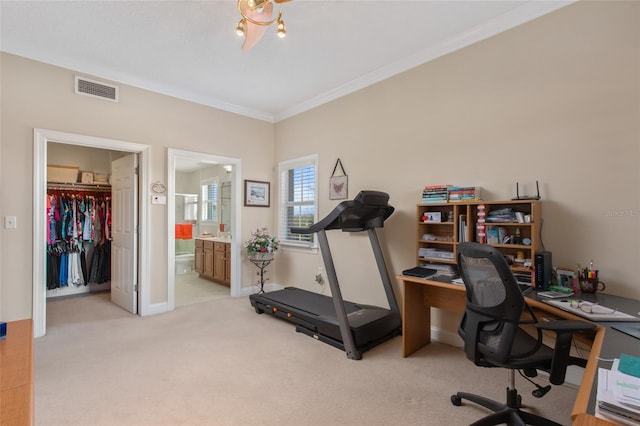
33, 128, 151, 338
167, 149, 242, 308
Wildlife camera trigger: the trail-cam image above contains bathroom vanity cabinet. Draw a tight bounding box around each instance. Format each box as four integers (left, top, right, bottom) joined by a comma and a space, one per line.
195, 237, 230, 287
213, 242, 231, 286
195, 239, 204, 274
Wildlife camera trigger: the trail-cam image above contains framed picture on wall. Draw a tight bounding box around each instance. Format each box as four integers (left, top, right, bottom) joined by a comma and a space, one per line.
329, 175, 348, 200
329, 158, 348, 200
244, 180, 270, 207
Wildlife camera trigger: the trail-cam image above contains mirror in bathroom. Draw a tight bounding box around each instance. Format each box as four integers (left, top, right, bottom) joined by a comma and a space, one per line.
220, 181, 231, 233
175, 193, 198, 222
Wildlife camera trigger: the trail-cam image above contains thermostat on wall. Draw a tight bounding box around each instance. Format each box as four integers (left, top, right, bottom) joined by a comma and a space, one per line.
151, 195, 166, 205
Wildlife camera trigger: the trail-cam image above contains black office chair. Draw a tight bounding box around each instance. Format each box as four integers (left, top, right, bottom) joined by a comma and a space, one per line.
451, 242, 595, 426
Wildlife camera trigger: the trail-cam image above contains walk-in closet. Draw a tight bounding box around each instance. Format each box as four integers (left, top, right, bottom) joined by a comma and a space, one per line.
46, 183, 112, 292
46, 143, 123, 300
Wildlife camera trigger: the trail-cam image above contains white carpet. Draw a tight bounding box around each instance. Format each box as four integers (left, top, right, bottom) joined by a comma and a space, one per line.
35, 293, 576, 425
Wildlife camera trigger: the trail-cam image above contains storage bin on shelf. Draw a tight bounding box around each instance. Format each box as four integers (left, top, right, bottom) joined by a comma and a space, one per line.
47, 165, 79, 183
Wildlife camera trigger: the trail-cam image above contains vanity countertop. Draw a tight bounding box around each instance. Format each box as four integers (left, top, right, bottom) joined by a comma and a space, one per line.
195, 235, 231, 243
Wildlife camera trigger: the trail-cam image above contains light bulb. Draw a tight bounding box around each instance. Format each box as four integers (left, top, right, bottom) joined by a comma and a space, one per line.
276, 19, 286, 38
236, 19, 246, 36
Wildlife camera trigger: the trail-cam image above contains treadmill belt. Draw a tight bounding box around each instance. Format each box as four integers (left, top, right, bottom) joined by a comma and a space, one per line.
257, 287, 360, 317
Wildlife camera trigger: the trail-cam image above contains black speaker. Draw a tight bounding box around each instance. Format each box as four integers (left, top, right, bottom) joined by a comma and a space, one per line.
534, 251, 552, 290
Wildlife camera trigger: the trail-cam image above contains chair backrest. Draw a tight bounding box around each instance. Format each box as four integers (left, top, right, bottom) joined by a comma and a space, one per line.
456, 242, 533, 364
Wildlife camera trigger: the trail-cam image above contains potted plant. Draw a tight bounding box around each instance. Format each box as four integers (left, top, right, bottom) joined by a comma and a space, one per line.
245, 227, 279, 260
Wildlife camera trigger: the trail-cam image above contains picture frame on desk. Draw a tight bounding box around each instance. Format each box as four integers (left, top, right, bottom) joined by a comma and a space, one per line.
556, 267, 575, 288
486, 226, 500, 244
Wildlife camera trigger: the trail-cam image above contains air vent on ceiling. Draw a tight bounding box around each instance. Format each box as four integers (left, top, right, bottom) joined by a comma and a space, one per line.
74, 76, 119, 102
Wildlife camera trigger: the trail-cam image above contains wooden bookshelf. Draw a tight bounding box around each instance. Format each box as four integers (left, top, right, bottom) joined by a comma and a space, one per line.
416, 199, 542, 278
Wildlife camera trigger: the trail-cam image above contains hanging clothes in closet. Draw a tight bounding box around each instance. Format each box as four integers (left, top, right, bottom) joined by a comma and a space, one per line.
46, 186, 112, 290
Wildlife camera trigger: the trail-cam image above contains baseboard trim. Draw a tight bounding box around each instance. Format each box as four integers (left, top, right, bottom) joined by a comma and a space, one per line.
431, 326, 463, 348
240, 282, 285, 296
146, 302, 168, 316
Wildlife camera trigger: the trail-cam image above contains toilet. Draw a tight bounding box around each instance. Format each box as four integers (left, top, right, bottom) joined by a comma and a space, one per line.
175, 253, 195, 275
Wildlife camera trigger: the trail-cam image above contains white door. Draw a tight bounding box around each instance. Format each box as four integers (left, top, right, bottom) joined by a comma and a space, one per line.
111, 154, 138, 314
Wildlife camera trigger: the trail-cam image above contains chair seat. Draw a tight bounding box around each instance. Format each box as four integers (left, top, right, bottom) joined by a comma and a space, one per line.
476, 328, 554, 371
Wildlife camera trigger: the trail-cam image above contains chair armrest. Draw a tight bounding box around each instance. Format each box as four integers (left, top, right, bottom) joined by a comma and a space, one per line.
534, 320, 595, 385
535, 320, 595, 334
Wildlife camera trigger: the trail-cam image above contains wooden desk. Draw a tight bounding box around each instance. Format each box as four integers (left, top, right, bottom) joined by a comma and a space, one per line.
397, 275, 617, 423
0, 319, 33, 426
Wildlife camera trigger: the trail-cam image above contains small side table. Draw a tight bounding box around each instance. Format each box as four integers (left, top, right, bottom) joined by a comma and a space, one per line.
249, 253, 274, 293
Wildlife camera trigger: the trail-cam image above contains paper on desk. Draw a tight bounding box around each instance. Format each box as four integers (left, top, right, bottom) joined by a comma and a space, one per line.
597, 368, 640, 425
612, 369, 640, 412
544, 299, 639, 321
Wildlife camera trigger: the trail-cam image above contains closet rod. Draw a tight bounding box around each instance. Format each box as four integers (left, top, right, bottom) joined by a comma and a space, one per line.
47, 182, 112, 192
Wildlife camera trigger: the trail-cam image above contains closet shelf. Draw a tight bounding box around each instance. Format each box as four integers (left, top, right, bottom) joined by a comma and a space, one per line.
47, 182, 111, 192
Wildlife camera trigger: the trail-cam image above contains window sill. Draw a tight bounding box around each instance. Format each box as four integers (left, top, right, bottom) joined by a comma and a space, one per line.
280, 242, 318, 255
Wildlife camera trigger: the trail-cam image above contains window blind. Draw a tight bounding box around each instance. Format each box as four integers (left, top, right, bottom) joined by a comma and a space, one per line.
278, 156, 317, 248
201, 183, 218, 221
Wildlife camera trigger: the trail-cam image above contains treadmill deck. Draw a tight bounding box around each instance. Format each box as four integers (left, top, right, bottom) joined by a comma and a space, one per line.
250, 287, 401, 353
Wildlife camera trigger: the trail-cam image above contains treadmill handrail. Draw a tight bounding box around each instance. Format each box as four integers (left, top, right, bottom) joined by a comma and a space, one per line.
290, 190, 394, 234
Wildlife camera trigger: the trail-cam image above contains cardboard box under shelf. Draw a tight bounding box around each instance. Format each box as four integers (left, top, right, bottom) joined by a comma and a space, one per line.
47, 165, 79, 183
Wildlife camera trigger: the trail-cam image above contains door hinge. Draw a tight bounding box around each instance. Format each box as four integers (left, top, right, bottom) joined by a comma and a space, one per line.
134, 166, 139, 175
134, 284, 138, 292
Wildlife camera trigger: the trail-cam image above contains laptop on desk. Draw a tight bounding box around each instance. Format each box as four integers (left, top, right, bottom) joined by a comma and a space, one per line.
402, 266, 437, 279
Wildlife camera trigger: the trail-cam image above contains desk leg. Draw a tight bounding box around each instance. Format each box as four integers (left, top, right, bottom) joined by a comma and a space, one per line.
403, 280, 431, 357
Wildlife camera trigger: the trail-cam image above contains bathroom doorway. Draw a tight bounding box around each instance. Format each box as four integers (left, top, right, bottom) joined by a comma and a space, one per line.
167, 149, 242, 310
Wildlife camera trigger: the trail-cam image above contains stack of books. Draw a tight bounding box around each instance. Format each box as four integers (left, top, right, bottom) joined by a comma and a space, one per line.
448, 186, 482, 202
418, 247, 454, 260
421, 185, 450, 203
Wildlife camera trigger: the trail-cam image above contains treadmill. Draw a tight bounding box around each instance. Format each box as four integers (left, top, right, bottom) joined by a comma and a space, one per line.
249, 190, 401, 360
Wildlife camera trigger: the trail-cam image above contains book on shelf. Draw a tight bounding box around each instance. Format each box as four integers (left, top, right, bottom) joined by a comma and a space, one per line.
448, 186, 482, 202
458, 215, 467, 242
421, 185, 451, 203
418, 248, 454, 260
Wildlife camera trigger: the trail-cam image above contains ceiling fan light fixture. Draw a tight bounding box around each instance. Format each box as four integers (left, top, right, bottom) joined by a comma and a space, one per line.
236, 0, 290, 49
235, 18, 246, 36
248, 0, 268, 10
276, 18, 286, 38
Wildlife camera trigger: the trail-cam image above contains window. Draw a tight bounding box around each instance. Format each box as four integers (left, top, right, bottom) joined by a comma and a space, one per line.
278, 155, 318, 250
200, 179, 218, 222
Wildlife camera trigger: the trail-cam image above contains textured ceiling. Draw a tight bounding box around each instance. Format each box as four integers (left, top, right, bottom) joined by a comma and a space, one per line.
1, 1, 573, 122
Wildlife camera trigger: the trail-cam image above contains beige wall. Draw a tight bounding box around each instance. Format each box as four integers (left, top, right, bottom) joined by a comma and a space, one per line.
0, 53, 275, 321
273, 0, 640, 331
1, 1, 638, 330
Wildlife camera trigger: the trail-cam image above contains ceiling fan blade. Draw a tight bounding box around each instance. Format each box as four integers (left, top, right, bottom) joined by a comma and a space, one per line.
242, 23, 268, 51
241, 2, 273, 51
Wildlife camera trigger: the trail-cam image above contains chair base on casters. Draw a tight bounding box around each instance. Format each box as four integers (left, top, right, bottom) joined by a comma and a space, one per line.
451, 388, 563, 426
